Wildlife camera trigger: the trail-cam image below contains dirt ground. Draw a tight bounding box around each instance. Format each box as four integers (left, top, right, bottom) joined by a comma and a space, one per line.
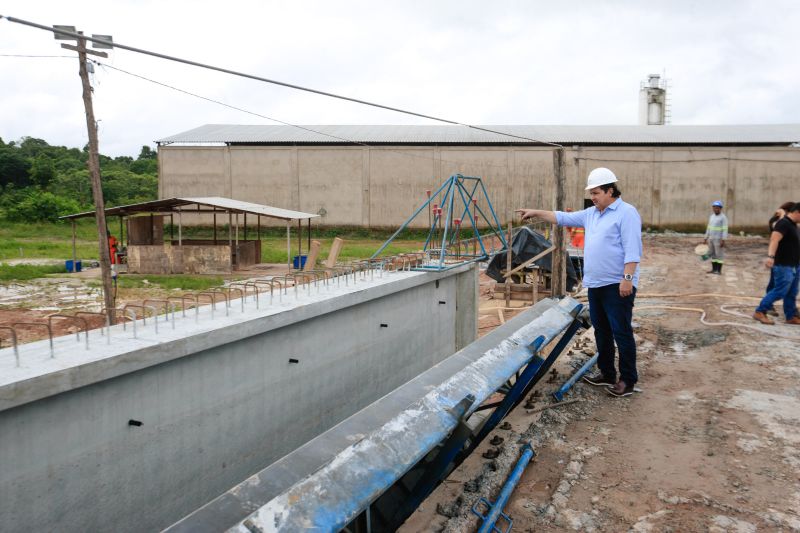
402, 234, 800, 532
3, 235, 799, 531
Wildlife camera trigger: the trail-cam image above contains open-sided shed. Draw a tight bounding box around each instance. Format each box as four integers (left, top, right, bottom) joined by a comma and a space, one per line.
61, 197, 319, 274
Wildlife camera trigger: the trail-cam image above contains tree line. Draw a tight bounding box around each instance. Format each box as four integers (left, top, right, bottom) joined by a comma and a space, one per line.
0, 136, 158, 222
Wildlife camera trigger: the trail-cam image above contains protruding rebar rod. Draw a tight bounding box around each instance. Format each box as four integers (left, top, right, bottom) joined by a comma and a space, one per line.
226, 287, 245, 312
0, 326, 20, 366
124, 308, 138, 338
12, 322, 54, 357
196, 292, 216, 319
167, 295, 189, 317
48, 314, 89, 350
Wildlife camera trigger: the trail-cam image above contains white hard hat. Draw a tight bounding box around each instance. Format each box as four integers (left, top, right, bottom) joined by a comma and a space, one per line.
585, 167, 618, 190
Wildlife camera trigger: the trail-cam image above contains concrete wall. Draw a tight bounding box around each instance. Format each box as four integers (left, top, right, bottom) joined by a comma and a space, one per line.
159, 145, 800, 229
0, 265, 477, 533
127, 243, 233, 274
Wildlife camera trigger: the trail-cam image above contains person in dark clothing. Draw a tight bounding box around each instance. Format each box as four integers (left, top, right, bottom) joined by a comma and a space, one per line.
754, 202, 800, 325
764, 202, 796, 315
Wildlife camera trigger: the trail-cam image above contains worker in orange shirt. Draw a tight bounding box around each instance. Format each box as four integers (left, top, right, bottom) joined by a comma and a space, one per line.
564, 208, 585, 248
107, 230, 118, 265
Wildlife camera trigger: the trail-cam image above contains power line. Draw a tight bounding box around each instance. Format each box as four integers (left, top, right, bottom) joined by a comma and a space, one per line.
0, 54, 73, 58
93, 60, 523, 171
1, 15, 563, 148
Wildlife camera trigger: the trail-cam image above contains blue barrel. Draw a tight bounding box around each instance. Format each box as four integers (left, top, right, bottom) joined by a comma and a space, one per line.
65, 259, 82, 273
292, 255, 307, 269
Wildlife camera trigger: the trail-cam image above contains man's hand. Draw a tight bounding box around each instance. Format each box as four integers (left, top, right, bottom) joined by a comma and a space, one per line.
765, 257, 774, 269
703, 238, 708, 245
620, 279, 633, 297
515, 208, 538, 221
721, 240, 725, 248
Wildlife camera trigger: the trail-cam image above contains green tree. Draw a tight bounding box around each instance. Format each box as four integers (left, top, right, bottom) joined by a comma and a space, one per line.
30, 155, 56, 188
0, 145, 31, 188
138, 145, 157, 160
5, 189, 80, 222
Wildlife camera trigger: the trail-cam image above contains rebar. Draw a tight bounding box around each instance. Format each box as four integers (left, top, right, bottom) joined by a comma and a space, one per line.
12, 322, 54, 357
48, 314, 89, 350
0, 326, 20, 367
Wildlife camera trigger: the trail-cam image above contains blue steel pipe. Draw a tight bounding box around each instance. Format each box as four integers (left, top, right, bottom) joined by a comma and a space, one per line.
552, 353, 598, 402
475, 444, 536, 533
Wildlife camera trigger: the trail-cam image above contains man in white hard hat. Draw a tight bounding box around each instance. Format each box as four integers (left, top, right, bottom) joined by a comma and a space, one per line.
703, 200, 728, 275
516, 168, 642, 397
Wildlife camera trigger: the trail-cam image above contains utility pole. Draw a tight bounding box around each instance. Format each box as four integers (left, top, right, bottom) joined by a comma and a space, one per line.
56, 27, 116, 322
551, 148, 567, 297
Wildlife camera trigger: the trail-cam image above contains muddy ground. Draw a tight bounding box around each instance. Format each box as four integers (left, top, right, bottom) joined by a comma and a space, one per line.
402, 234, 800, 532
2, 235, 798, 531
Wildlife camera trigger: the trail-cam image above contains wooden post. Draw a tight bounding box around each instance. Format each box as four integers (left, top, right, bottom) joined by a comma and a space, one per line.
71, 220, 77, 273
552, 148, 567, 297
505, 221, 512, 308
75, 35, 114, 322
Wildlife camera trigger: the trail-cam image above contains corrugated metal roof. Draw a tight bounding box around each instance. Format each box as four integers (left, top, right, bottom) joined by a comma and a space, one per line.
156, 124, 800, 145
60, 197, 319, 221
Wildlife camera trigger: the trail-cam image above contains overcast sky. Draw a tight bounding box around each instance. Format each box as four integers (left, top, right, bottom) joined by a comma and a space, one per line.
1, 0, 799, 157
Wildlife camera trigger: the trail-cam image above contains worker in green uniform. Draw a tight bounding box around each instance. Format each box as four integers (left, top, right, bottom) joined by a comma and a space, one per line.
703, 200, 728, 275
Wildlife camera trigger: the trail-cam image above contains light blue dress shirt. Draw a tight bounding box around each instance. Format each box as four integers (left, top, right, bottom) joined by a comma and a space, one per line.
555, 199, 642, 288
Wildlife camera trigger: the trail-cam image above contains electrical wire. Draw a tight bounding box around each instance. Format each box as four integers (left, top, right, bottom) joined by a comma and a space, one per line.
1, 15, 563, 149
92, 60, 528, 171
0, 54, 74, 58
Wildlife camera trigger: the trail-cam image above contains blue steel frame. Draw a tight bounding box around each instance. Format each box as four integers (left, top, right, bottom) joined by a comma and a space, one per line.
371, 174, 507, 271
468, 303, 584, 449
472, 444, 536, 533
390, 303, 585, 528
553, 353, 599, 401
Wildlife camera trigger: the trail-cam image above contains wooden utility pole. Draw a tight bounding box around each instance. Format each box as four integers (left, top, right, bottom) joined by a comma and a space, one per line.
551, 148, 567, 297
63, 34, 115, 322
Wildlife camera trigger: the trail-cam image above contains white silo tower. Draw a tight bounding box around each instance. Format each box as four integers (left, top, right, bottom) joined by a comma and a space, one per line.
638, 74, 667, 125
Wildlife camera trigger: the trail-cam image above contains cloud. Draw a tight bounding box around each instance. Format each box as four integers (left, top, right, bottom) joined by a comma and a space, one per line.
0, 0, 798, 156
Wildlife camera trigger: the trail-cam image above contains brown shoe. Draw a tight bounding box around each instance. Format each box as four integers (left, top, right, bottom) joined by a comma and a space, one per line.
607, 380, 634, 397
787, 317, 800, 325
753, 311, 774, 325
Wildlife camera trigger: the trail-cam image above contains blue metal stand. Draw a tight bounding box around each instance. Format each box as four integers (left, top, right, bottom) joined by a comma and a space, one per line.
472, 444, 536, 533
371, 174, 507, 271
553, 353, 598, 402
469, 304, 584, 449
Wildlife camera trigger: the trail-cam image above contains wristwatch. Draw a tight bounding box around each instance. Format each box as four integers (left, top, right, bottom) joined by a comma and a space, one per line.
767, 255, 775, 259
623, 273, 633, 281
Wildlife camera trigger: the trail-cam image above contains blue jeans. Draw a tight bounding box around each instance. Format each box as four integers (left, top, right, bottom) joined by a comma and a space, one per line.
588, 284, 638, 385
756, 265, 799, 320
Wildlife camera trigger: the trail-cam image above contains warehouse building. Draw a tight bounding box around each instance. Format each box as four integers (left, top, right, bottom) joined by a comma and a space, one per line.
156, 124, 800, 230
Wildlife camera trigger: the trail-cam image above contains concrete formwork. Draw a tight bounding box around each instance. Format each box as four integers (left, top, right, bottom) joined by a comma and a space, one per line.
159, 145, 800, 229
0, 265, 477, 533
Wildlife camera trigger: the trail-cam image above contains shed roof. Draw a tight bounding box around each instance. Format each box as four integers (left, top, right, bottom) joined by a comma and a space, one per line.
60, 197, 319, 221
156, 124, 800, 146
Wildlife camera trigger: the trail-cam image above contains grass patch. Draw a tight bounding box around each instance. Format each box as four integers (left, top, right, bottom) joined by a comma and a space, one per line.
115, 275, 224, 291
0, 263, 66, 281
0, 220, 100, 261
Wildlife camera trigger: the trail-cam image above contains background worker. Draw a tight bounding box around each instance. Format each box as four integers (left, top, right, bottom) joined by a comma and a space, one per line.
703, 200, 728, 275
753, 202, 800, 325
764, 201, 795, 315
564, 207, 585, 248
516, 167, 642, 397
107, 230, 119, 266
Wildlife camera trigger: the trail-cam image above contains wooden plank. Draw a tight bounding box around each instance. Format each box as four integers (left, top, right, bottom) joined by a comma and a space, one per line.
324, 237, 345, 268
303, 240, 322, 271
503, 246, 555, 278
